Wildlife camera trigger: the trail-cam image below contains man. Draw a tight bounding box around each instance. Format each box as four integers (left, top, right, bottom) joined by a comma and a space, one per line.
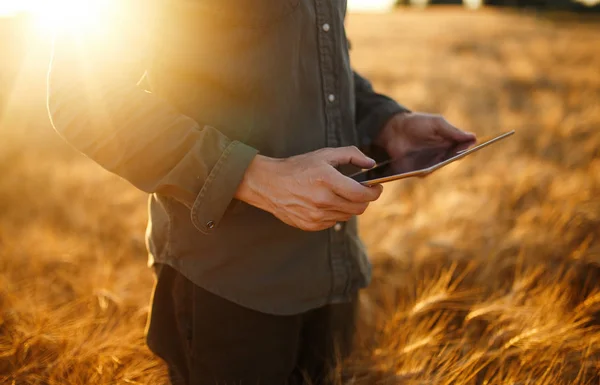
47, 1, 474, 384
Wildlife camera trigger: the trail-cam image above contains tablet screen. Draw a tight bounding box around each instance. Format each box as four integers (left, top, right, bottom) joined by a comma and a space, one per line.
349, 141, 474, 183
348, 131, 514, 184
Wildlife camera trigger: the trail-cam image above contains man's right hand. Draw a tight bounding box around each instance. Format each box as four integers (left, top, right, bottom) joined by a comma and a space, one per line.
235, 146, 383, 231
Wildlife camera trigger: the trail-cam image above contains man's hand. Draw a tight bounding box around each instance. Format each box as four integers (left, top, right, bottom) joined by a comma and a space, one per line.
374, 112, 476, 160
235, 147, 383, 231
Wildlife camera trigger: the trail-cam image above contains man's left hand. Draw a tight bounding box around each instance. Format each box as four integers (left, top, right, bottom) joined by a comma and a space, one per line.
374, 112, 476, 160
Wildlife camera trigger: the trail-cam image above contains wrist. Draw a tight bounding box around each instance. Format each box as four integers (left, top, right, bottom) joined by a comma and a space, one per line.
234, 154, 280, 210
374, 111, 411, 153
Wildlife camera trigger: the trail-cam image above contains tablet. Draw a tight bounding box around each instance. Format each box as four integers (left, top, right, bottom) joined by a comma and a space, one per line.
349, 130, 515, 186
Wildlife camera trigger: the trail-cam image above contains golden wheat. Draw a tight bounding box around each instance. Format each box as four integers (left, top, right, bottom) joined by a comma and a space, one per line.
1, 8, 599, 385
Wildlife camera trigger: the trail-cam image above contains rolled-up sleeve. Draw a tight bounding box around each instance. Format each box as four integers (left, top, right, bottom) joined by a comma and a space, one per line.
190, 141, 258, 233
353, 71, 410, 147
47, 4, 257, 234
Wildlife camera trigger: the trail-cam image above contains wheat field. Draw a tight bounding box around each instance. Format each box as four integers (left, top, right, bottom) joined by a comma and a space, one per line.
1, 8, 600, 385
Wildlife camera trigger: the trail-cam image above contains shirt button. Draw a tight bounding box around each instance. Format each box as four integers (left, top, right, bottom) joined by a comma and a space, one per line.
328, 94, 335, 103
334, 223, 342, 232
206, 220, 215, 230
322, 23, 330, 32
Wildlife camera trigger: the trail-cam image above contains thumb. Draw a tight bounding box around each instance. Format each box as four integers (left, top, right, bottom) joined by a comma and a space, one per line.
440, 120, 476, 142
323, 146, 376, 169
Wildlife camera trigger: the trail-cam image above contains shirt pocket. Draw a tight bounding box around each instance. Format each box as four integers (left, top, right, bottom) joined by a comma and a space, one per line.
174, 0, 300, 29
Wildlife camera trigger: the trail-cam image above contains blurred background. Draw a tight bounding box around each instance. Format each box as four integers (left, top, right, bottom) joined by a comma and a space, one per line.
1, 1, 600, 384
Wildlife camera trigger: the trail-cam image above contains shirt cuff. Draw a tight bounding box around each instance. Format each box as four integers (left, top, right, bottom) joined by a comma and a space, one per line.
357, 101, 409, 148
191, 140, 259, 234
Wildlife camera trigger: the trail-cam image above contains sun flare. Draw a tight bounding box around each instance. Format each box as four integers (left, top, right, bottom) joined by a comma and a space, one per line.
1, 0, 113, 35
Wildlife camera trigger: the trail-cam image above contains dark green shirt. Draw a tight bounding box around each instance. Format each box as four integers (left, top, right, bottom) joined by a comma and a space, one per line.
47, 0, 408, 315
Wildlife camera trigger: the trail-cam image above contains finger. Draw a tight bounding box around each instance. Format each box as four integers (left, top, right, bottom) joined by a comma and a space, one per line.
313, 190, 370, 215
302, 220, 338, 232
325, 197, 370, 216
321, 146, 376, 169
319, 210, 357, 223
328, 210, 362, 221
326, 171, 384, 203
436, 119, 476, 142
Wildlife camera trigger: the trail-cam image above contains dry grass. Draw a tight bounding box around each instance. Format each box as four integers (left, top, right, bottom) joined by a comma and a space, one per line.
1, 8, 600, 385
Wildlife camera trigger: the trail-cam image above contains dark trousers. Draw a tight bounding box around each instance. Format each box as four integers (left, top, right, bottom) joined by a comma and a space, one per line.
146, 264, 358, 385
